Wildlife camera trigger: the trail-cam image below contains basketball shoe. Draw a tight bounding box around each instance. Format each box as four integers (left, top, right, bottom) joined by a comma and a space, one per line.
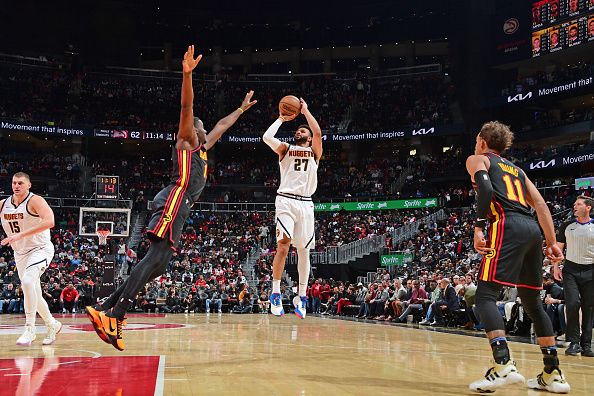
270, 293, 284, 316
16, 325, 36, 346
293, 296, 307, 319
85, 305, 110, 344
527, 368, 570, 393
469, 361, 525, 393
42, 320, 62, 345
99, 310, 126, 351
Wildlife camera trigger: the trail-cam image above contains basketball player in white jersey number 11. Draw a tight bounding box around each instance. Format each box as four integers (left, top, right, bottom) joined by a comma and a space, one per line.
263, 98, 323, 319
0, 172, 62, 346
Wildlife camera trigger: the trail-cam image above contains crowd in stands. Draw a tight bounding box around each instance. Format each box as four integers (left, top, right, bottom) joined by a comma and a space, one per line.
521, 107, 594, 132
100, 211, 268, 314
0, 209, 269, 314
314, 209, 432, 249
0, 61, 454, 135
349, 74, 454, 132
251, 207, 576, 339
281, 269, 567, 340
0, 153, 82, 197
1, 145, 467, 203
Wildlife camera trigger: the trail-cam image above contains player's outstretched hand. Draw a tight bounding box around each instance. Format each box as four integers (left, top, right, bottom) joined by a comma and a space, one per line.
473, 229, 494, 256
240, 90, 257, 112
299, 97, 309, 115
545, 244, 564, 265
182, 45, 202, 73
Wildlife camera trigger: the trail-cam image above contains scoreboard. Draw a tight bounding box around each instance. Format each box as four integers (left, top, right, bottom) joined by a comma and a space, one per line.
96, 175, 120, 199
531, 0, 594, 57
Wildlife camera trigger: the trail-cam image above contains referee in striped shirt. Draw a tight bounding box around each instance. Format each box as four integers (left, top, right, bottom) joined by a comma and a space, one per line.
554, 195, 594, 357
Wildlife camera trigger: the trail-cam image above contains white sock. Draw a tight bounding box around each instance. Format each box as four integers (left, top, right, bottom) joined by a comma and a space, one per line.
297, 248, 310, 297
272, 280, 281, 294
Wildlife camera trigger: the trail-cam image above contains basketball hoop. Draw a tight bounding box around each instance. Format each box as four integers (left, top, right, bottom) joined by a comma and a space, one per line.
97, 229, 111, 246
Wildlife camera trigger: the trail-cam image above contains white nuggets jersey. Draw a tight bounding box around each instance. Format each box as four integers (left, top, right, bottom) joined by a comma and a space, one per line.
278, 145, 318, 197
0, 193, 51, 255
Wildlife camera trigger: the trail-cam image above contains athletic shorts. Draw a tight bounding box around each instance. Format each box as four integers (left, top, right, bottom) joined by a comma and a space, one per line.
146, 184, 192, 247
275, 195, 315, 249
479, 213, 544, 290
14, 244, 54, 277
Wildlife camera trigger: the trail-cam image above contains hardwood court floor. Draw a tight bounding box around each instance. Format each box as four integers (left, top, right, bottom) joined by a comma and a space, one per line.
0, 313, 592, 395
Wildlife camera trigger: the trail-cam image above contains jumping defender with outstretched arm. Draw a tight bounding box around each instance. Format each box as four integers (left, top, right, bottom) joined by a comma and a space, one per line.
85, 45, 256, 351
262, 98, 322, 318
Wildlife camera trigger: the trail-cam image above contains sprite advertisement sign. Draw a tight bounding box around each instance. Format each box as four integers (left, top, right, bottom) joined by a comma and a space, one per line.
314, 198, 438, 212
380, 253, 413, 267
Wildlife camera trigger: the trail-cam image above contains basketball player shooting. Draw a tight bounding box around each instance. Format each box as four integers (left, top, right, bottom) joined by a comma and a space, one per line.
466, 121, 569, 393
262, 97, 322, 319
0, 172, 62, 346
85, 45, 257, 351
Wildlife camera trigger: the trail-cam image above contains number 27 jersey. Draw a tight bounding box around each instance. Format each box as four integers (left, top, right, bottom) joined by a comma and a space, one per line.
277, 145, 318, 197
484, 152, 532, 218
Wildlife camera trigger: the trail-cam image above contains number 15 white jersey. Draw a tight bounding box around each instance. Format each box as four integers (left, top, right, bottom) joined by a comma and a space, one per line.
1, 193, 51, 255
277, 145, 318, 197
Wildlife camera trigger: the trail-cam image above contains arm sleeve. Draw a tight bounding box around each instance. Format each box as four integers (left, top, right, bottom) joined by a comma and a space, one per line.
262, 119, 283, 151
474, 170, 494, 221
556, 220, 570, 243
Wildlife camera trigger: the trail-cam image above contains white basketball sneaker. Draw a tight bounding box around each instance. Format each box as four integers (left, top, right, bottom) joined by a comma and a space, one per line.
270, 293, 284, 316
527, 368, 571, 394
469, 361, 525, 393
293, 296, 307, 319
42, 320, 63, 345
16, 325, 37, 347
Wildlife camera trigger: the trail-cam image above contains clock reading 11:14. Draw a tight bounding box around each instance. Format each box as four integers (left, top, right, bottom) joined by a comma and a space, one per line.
96, 175, 120, 199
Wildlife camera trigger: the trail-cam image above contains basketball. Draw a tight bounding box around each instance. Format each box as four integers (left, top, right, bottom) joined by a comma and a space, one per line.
279, 95, 301, 117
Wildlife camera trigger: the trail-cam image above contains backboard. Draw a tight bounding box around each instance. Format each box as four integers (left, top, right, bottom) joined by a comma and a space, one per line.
79, 207, 131, 237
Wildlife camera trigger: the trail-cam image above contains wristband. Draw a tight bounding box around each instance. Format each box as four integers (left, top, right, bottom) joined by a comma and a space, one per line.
237, 107, 244, 114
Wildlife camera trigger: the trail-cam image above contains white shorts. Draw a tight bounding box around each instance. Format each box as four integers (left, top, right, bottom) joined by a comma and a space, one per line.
275, 195, 315, 249
14, 245, 54, 277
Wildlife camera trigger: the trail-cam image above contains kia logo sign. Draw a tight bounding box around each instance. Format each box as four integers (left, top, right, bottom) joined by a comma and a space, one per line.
529, 159, 556, 169
411, 127, 435, 136
507, 92, 532, 102
503, 18, 519, 35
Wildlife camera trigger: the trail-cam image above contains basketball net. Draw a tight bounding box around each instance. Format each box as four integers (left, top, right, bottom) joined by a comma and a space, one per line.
97, 229, 111, 246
